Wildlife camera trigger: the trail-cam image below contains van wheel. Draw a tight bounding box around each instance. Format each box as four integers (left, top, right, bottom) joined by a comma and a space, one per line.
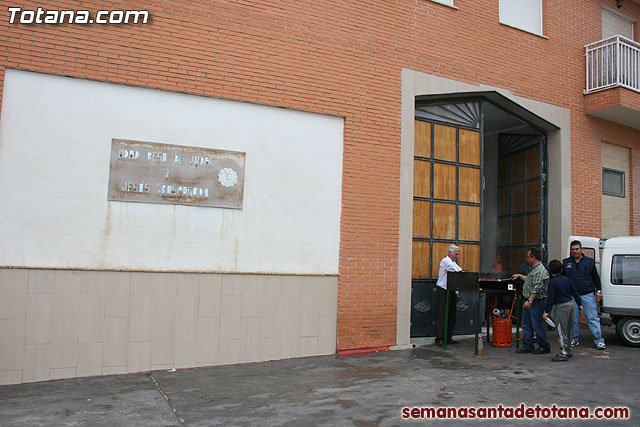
616, 317, 640, 347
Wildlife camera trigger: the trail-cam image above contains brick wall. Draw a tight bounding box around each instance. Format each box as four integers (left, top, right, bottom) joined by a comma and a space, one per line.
632, 145, 640, 235
585, 88, 640, 114
1, 0, 640, 350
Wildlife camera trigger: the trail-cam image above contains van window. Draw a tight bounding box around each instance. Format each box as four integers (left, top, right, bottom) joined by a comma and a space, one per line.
582, 248, 596, 259
611, 255, 640, 286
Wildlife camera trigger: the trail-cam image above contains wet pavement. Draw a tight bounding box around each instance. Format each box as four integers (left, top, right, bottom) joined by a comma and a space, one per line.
0, 326, 636, 426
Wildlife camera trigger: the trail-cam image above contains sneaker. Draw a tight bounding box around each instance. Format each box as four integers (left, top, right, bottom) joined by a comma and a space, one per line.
533, 346, 551, 354
567, 352, 574, 358
571, 340, 579, 347
516, 346, 534, 354
552, 353, 569, 362
596, 342, 606, 350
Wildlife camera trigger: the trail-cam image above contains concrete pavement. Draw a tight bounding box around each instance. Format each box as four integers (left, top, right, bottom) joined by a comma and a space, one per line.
0, 326, 636, 426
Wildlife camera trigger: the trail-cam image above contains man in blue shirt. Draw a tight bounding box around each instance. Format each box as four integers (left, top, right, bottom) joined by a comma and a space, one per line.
562, 240, 606, 350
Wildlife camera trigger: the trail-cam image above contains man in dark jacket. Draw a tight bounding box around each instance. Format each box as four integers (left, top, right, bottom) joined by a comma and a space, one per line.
562, 240, 606, 350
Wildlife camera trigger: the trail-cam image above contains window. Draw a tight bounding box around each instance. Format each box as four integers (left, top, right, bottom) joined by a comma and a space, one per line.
603, 168, 625, 197
428, 0, 455, 7
582, 247, 596, 260
611, 255, 640, 286
499, 0, 543, 36
602, 9, 635, 40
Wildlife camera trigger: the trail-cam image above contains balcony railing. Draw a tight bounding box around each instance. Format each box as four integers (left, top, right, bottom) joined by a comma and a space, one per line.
585, 35, 640, 94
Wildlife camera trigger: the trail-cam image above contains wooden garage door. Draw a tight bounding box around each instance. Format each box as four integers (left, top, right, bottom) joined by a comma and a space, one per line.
497, 139, 544, 272
412, 120, 482, 279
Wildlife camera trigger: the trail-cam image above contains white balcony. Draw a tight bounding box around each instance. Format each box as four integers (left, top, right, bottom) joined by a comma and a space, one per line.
584, 36, 640, 130
585, 36, 640, 94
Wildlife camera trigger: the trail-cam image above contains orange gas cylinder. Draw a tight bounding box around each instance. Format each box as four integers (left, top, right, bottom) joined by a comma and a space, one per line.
492, 315, 512, 347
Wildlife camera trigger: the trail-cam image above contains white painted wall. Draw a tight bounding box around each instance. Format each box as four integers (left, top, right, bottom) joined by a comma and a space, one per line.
0, 70, 344, 274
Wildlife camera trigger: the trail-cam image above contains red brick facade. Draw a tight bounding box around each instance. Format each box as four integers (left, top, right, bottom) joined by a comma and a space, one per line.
585, 87, 640, 114
1, 0, 639, 350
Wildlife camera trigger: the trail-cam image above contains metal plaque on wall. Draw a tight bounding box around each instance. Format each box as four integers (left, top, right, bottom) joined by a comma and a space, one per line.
108, 139, 245, 209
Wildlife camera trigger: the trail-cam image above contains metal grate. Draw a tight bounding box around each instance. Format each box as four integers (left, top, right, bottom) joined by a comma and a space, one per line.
415, 102, 480, 129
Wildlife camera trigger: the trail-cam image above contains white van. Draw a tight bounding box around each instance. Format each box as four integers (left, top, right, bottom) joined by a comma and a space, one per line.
567, 236, 640, 347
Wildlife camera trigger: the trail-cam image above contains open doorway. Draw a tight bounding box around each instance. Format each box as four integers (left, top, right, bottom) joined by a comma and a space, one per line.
410, 96, 549, 337
484, 102, 547, 275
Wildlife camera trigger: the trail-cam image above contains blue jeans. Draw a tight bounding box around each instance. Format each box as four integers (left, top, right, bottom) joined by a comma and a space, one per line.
522, 298, 549, 350
573, 292, 604, 345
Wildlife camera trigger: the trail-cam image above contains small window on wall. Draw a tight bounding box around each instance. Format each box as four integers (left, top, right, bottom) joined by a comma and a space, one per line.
603, 168, 625, 197
499, 0, 543, 36
429, 0, 455, 7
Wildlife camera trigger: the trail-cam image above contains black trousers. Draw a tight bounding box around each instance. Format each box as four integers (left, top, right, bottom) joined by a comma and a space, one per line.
436, 286, 457, 341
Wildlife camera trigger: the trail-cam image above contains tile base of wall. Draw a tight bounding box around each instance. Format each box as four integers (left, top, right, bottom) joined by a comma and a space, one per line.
0, 269, 338, 385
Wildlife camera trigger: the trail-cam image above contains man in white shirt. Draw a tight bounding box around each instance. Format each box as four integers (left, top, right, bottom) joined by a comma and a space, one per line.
435, 244, 462, 345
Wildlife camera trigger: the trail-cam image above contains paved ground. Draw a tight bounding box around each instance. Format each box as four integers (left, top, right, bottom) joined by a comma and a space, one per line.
0, 326, 636, 426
